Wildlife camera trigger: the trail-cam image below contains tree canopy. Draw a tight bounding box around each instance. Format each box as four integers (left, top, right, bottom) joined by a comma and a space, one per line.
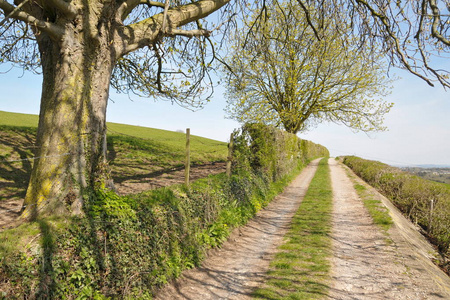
0, 0, 448, 218
0, 0, 230, 107
224, 1, 394, 134
0, 0, 231, 217
297, 0, 450, 88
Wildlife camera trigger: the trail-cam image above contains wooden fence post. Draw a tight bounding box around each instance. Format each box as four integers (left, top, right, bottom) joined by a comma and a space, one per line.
428, 199, 434, 234
226, 132, 234, 177
185, 128, 191, 187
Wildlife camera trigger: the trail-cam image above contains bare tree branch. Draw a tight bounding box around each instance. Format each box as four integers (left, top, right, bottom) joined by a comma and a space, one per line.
46, 0, 77, 19
429, 0, 450, 46
0, 0, 29, 27
296, 0, 321, 40
161, 0, 170, 34
120, 0, 229, 55
168, 0, 229, 28
353, 0, 436, 87
167, 28, 211, 37
117, 0, 166, 20
152, 42, 164, 92
0, 0, 63, 40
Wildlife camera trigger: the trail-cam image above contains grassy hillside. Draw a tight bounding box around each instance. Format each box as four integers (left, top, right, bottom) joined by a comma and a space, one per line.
0, 111, 228, 156
0, 122, 328, 298
0, 110, 228, 202
0, 111, 39, 128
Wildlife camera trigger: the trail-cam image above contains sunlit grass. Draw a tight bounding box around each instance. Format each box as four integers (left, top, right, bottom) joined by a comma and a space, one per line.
0, 111, 227, 163
0, 110, 39, 128
253, 158, 332, 300
107, 122, 227, 166
0, 111, 228, 201
352, 182, 393, 234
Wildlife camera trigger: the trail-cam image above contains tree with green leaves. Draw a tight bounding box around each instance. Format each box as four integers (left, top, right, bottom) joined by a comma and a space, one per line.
284, 0, 450, 88
1, 0, 448, 220
224, 1, 394, 134
0, 0, 230, 217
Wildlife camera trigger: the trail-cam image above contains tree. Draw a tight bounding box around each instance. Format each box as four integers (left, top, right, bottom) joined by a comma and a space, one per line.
224, 1, 393, 134
1, 0, 448, 219
295, 0, 450, 89
0, 0, 230, 218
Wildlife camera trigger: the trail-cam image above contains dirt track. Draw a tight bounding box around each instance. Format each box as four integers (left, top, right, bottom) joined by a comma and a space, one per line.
328, 158, 450, 299
2, 159, 449, 298
156, 158, 450, 299
155, 159, 321, 299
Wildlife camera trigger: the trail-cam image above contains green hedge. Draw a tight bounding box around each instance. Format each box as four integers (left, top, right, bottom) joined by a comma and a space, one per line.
0, 124, 328, 299
232, 123, 329, 181
342, 156, 450, 265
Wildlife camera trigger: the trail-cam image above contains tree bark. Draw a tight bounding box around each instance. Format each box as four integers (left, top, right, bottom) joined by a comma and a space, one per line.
12, 0, 229, 219
21, 26, 116, 218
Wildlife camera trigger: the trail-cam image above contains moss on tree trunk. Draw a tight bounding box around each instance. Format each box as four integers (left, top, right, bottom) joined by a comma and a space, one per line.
22, 30, 115, 218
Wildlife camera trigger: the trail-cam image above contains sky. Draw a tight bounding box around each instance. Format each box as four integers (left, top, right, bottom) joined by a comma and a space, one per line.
0, 63, 449, 167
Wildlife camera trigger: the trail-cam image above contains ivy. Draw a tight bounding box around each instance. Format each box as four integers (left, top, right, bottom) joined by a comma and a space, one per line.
0, 124, 328, 298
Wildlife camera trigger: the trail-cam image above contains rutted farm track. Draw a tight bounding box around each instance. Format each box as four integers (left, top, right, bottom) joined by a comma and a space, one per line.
155, 159, 320, 300
328, 159, 450, 299
155, 159, 450, 299
1, 159, 449, 298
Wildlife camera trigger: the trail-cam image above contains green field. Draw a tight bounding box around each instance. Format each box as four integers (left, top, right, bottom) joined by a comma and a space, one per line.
0, 110, 228, 202
0, 110, 228, 156
0, 110, 40, 128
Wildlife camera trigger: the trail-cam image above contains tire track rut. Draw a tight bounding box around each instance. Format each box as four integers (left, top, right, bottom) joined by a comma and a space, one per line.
155, 159, 321, 299
328, 158, 450, 299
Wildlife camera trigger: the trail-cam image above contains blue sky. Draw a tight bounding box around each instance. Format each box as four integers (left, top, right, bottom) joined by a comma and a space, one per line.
0, 64, 449, 166
302, 72, 450, 166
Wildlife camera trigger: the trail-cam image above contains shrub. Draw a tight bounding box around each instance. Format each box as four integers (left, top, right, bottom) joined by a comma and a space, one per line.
231, 123, 329, 181
0, 124, 328, 298
343, 156, 450, 270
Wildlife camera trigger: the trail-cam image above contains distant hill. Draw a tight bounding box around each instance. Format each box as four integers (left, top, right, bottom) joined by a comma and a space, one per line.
401, 166, 450, 185
415, 164, 450, 169
391, 163, 450, 169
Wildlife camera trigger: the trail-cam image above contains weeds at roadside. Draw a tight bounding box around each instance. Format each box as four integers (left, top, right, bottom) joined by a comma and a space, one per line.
252, 158, 332, 300
344, 168, 393, 235
352, 182, 393, 234
342, 156, 450, 268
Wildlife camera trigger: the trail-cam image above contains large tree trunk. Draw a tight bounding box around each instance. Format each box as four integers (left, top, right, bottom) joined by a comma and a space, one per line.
13, 0, 229, 219
21, 29, 116, 218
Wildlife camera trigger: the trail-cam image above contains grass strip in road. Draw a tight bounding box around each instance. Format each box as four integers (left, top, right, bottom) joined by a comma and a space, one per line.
252, 158, 333, 300
344, 168, 393, 234
352, 182, 393, 234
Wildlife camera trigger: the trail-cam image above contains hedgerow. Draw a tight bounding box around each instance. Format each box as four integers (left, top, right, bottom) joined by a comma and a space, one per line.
0, 124, 328, 298
342, 156, 450, 273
